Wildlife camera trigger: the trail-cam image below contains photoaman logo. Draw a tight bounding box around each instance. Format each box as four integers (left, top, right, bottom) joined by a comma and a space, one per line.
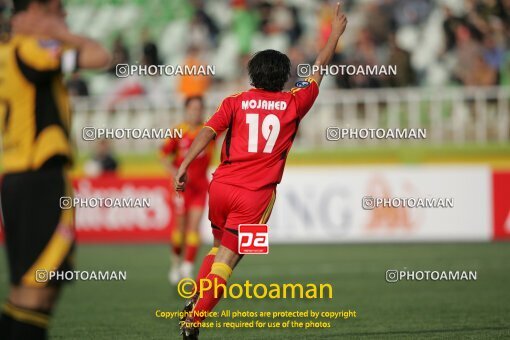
238, 224, 269, 254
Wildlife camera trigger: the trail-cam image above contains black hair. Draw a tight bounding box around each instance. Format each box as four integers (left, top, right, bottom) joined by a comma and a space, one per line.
248, 49, 291, 92
13, 0, 50, 13
185, 96, 204, 108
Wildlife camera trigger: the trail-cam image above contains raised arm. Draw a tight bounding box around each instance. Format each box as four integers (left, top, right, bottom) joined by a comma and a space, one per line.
174, 127, 216, 192
55, 32, 111, 69
11, 12, 111, 69
310, 2, 348, 86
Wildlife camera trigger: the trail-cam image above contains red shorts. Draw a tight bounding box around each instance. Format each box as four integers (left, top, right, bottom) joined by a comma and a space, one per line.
175, 182, 208, 215
208, 180, 276, 254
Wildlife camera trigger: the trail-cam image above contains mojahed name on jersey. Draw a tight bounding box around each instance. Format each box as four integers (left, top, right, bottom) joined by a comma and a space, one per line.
241, 100, 288, 111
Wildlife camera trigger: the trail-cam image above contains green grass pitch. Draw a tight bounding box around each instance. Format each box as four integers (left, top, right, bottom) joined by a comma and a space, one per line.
1, 243, 509, 339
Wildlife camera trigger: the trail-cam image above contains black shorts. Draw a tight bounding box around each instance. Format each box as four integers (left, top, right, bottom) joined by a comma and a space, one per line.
0, 166, 75, 287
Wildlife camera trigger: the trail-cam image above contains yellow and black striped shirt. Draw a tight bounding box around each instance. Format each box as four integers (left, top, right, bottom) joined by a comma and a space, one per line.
0, 34, 78, 173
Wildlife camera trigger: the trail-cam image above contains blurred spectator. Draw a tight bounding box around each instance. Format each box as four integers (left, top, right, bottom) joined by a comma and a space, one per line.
365, 2, 393, 46
231, 0, 258, 54
387, 33, 416, 87
190, 0, 220, 48
468, 54, 498, 86
287, 46, 307, 86
463, 0, 489, 38
71, 0, 510, 89
283, 4, 303, 45
483, 31, 505, 76
106, 81, 145, 112
453, 24, 484, 85
142, 42, 161, 67
451, 21, 498, 86
140, 27, 161, 67
497, 0, 510, 27
66, 71, 89, 97
108, 34, 130, 75
84, 139, 119, 177
317, 1, 334, 49
258, 1, 277, 36
442, 6, 464, 52
346, 29, 382, 88
258, 0, 302, 44
392, 0, 433, 27
178, 45, 211, 98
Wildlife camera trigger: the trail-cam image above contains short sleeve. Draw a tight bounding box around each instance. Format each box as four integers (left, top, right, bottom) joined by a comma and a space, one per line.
290, 77, 319, 119
204, 96, 235, 135
160, 136, 178, 158
16, 38, 79, 82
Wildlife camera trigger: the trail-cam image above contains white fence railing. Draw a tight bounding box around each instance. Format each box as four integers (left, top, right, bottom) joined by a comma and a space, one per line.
72, 86, 510, 152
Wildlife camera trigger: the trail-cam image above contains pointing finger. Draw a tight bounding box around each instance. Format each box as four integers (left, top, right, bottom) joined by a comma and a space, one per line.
335, 2, 341, 17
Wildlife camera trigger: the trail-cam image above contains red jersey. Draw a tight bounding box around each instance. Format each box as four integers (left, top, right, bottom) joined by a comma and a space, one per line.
160, 122, 214, 187
205, 77, 319, 190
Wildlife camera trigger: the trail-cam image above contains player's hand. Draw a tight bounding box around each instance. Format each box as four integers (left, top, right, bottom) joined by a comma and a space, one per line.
331, 2, 348, 37
11, 12, 69, 40
174, 167, 188, 192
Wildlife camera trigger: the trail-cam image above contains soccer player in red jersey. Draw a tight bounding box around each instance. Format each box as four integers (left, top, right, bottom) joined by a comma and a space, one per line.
160, 96, 214, 284
175, 4, 347, 339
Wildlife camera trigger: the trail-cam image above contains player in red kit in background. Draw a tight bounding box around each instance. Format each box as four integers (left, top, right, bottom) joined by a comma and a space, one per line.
175, 3, 347, 339
160, 96, 214, 284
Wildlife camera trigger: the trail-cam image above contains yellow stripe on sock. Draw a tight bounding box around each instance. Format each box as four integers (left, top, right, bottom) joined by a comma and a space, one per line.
185, 231, 200, 246
207, 247, 218, 256
171, 230, 183, 246
210, 262, 232, 281
3, 303, 49, 328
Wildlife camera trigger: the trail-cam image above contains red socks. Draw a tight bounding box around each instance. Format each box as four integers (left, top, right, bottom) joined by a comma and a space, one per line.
193, 262, 232, 323
170, 229, 183, 255
184, 231, 200, 263
196, 247, 218, 282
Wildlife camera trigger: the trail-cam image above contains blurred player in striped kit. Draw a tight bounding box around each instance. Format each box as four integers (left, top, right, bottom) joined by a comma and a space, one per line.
0, 0, 109, 339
